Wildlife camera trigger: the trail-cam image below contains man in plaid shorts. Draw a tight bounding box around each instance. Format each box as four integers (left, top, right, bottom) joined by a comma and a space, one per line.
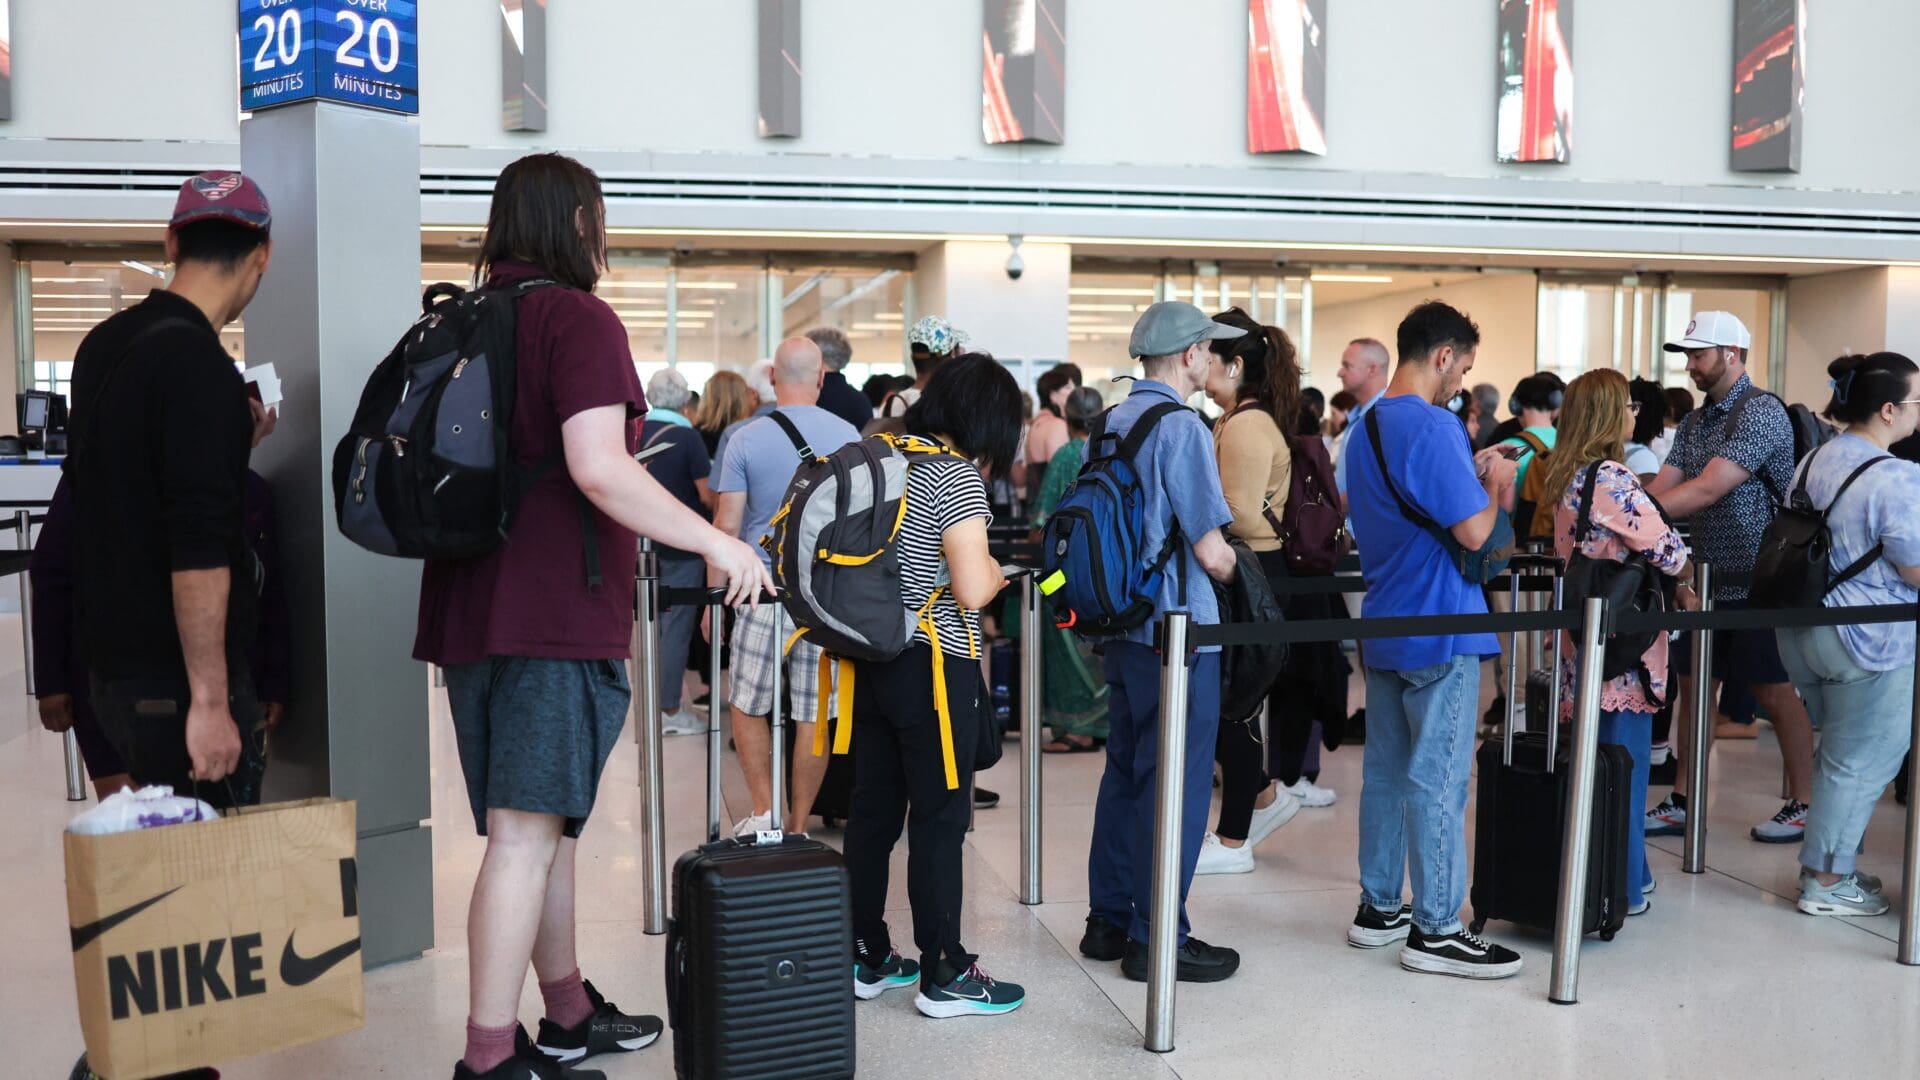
711, 338, 861, 834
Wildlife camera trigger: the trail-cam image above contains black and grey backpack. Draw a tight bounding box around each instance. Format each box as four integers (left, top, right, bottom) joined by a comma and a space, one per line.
332, 279, 602, 586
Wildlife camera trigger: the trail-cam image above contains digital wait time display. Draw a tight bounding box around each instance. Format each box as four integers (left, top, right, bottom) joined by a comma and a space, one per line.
239, 0, 418, 115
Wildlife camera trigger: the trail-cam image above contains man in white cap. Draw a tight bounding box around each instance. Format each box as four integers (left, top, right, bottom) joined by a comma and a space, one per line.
1645, 311, 1813, 845
1078, 301, 1245, 984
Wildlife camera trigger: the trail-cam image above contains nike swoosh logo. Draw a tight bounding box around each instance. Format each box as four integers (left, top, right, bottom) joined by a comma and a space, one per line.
279, 933, 362, 987
952, 986, 992, 1001
70, 888, 181, 952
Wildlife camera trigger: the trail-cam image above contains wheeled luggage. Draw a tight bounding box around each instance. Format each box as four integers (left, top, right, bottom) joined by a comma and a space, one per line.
1470, 732, 1634, 940
667, 632, 855, 1080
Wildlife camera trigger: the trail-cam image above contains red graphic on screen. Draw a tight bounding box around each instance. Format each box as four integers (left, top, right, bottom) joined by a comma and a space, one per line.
1731, 0, 1805, 171
1247, 0, 1327, 155
1496, 0, 1573, 164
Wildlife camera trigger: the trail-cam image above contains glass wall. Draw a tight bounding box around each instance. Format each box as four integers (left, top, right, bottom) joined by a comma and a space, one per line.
1535, 273, 1784, 390
21, 255, 248, 399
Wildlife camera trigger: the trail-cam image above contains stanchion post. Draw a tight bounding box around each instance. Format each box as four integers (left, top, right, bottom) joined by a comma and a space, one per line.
706, 593, 726, 844
17, 509, 35, 697
1683, 563, 1715, 875
64, 729, 86, 801
1019, 571, 1043, 905
1548, 574, 1565, 761
635, 541, 667, 935
1144, 612, 1190, 1055
1549, 596, 1609, 1005
1899, 605, 1920, 966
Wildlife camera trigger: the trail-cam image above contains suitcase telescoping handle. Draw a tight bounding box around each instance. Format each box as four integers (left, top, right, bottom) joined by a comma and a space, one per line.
767, 602, 788, 838
1503, 551, 1566, 768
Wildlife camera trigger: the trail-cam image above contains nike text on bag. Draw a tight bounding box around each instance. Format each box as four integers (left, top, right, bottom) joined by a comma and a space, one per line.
65, 798, 364, 1079
1751, 447, 1889, 610
332, 279, 603, 586
763, 426, 978, 788
1041, 401, 1191, 637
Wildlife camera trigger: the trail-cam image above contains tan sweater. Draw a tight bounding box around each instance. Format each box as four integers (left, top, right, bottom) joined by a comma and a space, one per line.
1213, 406, 1292, 553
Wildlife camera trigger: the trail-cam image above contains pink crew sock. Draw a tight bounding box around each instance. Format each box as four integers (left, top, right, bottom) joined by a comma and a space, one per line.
539, 968, 595, 1030
464, 1018, 519, 1075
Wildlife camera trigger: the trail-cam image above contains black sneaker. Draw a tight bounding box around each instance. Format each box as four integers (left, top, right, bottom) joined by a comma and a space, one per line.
973, 786, 1000, 809
1347, 900, 1414, 949
1398, 927, 1523, 980
71, 1059, 219, 1080
914, 963, 1027, 1018
533, 981, 660, 1066
455, 1025, 603, 1080
1078, 914, 1128, 961
853, 945, 921, 1000
1119, 937, 1240, 983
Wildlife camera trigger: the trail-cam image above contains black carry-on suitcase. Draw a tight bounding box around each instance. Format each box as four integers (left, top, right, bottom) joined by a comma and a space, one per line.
1471, 730, 1633, 940
667, 620, 856, 1079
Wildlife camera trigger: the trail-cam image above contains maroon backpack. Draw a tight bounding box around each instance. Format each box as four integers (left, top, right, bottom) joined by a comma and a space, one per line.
1264, 432, 1349, 576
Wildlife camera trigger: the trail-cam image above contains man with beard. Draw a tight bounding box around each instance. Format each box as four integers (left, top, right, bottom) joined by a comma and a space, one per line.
1644, 312, 1813, 844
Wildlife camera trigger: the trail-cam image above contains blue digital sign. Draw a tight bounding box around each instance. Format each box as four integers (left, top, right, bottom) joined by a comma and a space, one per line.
240, 1, 418, 115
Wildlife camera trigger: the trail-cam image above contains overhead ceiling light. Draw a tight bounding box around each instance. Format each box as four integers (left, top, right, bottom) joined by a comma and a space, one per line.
121, 260, 166, 279
1309, 273, 1396, 284
1070, 286, 1157, 297
33, 277, 107, 284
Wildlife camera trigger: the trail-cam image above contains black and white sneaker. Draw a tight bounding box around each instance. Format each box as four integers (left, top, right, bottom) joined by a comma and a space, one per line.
1347, 901, 1413, 949
454, 1025, 604, 1080
1399, 927, 1523, 980
973, 786, 1000, 810
534, 981, 661, 1066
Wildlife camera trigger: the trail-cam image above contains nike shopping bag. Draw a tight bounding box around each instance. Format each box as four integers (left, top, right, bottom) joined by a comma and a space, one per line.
64, 798, 365, 1079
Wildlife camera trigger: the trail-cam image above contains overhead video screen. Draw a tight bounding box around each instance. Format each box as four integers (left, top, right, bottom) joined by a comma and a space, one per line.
1495, 0, 1573, 164
983, 0, 1065, 145
1247, 0, 1327, 155
1732, 0, 1805, 172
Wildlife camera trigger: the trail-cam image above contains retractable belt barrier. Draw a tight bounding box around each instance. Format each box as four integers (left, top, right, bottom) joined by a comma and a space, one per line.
1141, 579, 1920, 1047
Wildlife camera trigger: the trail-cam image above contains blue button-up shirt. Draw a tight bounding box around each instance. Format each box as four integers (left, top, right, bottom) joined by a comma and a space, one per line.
1101, 380, 1234, 652
1335, 387, 1387, 500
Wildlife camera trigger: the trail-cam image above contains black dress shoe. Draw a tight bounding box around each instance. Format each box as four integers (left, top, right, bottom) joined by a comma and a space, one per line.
1078, 915, 1128, 961
1119, 936, 1240, 983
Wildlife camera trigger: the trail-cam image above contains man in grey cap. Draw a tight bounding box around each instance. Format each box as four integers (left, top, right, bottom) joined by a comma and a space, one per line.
1079, 301, 1246, 984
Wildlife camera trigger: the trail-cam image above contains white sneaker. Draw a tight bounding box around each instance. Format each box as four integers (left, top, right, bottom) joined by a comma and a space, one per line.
1193, 832, 1255, 875
1244, 784, 1302, 849
732, 811, 773, 838
1284, 778, 1338, 808
660, 708, 705, 736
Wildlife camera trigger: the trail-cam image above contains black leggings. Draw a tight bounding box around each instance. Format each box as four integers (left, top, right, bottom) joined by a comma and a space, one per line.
1213, 716, 1268, 841
844, 644, 981, 986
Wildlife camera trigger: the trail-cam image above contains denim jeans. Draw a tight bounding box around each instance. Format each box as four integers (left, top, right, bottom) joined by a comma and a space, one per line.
1598, 709, 1655, 896
1359, 655, 1479, 936
1088, 643, 1222, 946
657, 556, 706, 711
1777, 625, 1916, 876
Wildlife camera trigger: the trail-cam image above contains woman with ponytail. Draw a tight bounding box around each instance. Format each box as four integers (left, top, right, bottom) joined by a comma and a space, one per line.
1778, 352, 1920, 918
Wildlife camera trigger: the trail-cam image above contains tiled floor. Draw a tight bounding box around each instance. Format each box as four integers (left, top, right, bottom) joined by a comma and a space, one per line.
5, 630, 1920, 1079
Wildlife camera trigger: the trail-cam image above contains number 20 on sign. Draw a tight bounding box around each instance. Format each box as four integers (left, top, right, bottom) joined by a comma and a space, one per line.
239, 0, 419, 115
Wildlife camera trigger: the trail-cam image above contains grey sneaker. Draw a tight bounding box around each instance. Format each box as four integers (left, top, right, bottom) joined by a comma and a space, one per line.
660, 708, 705, 736
1798, 871, 1889, 917
1752, 800, 1809, 844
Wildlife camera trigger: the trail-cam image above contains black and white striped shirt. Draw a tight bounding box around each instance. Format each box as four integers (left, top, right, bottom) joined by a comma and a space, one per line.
896, 439, 992, 657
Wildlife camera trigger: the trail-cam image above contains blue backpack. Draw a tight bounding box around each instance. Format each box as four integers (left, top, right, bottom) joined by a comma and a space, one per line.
1040, 401, 1190, 637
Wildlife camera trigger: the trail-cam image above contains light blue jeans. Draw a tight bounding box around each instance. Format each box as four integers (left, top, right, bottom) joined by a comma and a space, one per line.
1359, 654, 1480, 936
1777, 625, 1916, 877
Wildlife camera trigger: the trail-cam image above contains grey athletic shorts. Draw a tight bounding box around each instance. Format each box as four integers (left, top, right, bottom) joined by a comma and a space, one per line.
445, 657, 630, 839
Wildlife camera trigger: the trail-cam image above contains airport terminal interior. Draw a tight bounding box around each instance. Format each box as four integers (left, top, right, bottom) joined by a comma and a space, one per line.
5, 1, 1920, 1077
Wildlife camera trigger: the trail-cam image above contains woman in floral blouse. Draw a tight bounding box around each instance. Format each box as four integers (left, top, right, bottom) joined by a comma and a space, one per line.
1539, 369, 1697, 913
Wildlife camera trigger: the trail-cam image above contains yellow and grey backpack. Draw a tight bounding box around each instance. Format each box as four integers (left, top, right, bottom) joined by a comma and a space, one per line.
763, 422, 975, 787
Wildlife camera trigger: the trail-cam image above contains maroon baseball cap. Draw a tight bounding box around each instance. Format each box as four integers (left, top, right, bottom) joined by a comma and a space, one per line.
170, 171, 273, 232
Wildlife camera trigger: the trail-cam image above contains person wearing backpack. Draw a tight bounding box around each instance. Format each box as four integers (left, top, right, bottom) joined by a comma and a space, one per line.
1073, 302, 1245, 983
1031, 387, 1111, 755
1500, 373, 1564, 496
1774, 352, 1920, 917
413, 154, 771, 1080
1344, 301, 1526, 979
638, 368, 714, 737
1539, 370, 1696, 917
710, 337, 863, 835
1190, 308, 1316, 877
1643, 311, 1815, 846
840, 354, 1033, 1016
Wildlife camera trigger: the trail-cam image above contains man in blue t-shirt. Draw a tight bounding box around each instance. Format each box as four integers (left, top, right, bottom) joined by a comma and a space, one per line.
1343, 301, 1525, 980
1078, 302, 1244, 984
713, 337, 861, 835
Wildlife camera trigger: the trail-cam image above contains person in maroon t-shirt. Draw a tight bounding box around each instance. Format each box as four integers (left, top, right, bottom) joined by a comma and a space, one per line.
414, 154, 769, 1080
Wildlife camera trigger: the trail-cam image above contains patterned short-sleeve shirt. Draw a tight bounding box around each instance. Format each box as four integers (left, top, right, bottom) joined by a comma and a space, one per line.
1665, 373, 1794, 600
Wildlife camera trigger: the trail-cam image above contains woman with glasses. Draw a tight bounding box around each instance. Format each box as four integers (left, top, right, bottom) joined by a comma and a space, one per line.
1540, 368, 1694, 915
1777, 352, 1920, 917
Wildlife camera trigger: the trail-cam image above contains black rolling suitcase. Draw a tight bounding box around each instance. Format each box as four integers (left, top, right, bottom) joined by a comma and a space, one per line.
1470, 729, 1633, 940
667, 647, 856, 1079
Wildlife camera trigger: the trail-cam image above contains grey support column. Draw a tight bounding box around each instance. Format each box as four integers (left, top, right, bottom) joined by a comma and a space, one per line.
240, 103, 430, 967
757, 0, 802, 138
